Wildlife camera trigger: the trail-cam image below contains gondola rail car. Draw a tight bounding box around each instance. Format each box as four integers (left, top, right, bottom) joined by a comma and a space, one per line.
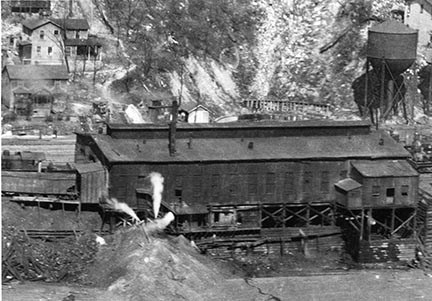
1, 162, 106, 206
2, 150, 46, 171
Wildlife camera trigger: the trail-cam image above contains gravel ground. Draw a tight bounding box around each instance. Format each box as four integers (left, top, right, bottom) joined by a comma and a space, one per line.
3, 269, 432, 301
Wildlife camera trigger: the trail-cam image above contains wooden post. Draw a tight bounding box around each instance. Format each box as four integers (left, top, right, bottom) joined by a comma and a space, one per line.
368, 208, 372, 243
428, 65, 432, 115
360, 209, 364, 241
391, 208, 395, 238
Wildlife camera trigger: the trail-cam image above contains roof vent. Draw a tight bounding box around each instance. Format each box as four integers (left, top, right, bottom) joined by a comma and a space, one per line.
248, 142, 254, 149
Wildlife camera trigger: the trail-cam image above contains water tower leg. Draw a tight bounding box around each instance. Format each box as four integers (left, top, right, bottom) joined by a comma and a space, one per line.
379, 58, 386, 124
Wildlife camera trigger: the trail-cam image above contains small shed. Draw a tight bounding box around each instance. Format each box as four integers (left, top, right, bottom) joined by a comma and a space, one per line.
179, 103, 212, 123
335, 178, 363, 208
350, 160, 419, 207
74, 162, 106, 204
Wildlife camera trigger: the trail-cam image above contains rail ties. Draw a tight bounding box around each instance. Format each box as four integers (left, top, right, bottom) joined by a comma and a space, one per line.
19, 229, 110, 240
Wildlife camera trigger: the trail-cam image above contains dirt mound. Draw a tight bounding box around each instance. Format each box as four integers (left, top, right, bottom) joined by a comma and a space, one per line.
88, 229, 226, 301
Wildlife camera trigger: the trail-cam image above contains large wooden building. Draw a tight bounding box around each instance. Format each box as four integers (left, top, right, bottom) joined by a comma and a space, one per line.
75, 120, 420, 261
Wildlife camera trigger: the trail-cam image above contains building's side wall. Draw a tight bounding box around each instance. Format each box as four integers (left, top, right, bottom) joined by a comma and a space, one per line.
359, 176, 417, 207
405, 0, 432, 61
107, 160, 350, 210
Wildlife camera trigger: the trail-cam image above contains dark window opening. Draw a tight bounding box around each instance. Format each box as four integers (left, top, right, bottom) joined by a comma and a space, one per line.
320, 171, 329, 193
265, 172, 275, 194
54, 30, 59, 35
386, 188, 395, 197
372, 185, 380, 197
40, 30, 44, 39
47, 46, 52, 55
211, 174, 220, 198
339, 170, 347, 179
248, 173, 258, 195
421, 4, 424, 13
229, 174, 238, 196
401, 185, 409, 196
303, 171, 313, 193
284, 172, 294, 195
175, 188, 182, 198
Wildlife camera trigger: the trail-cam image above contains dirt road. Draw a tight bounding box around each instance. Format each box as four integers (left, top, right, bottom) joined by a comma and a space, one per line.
3, 269, 432, 301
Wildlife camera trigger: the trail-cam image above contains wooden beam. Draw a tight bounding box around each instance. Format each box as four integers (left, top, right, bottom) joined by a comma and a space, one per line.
391, 213, 416, 236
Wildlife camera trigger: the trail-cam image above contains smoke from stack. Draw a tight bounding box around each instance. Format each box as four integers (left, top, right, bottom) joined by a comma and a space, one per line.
150, 172, 164, 218
104, 197, 140, 222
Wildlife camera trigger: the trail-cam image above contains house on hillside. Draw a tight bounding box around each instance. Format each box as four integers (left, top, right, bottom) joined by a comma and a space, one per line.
18, 17, 101, 69
1, 64, 69, 116
20, 18, 64, 65
10, 0, 51, 14
51, 18, 102, 67
179, 103, 213, 123
405, 0, 432, 61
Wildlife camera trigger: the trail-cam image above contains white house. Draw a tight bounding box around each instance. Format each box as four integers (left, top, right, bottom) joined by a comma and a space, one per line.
405, 0, 432, 61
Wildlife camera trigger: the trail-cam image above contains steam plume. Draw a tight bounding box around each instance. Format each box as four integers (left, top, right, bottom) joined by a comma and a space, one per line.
150, 172, 164, 218
105, 197, 140, 222
145, 212, 175, 232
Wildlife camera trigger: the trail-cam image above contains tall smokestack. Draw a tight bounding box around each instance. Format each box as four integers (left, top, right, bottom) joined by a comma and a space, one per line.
169, 99, 178, 156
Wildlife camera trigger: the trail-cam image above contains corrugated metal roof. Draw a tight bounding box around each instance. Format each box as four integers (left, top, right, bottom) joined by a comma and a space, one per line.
88, 130, 410, 163
351, 160, 418, 178
3, 65, 69, 80
51, 18, 90, 30
335, 178, 362, 192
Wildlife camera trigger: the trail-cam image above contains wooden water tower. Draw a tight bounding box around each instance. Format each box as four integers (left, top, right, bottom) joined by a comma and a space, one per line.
365, 20, 418, 122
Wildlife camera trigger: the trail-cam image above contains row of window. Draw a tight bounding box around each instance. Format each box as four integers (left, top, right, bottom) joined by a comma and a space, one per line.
372, 186, 409, 198
173, 171, 334, 199
38, 29, 82, 39
36, 45, 53, 55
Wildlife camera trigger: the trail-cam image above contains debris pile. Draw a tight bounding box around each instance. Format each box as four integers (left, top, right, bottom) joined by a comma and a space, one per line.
2, 229, 99, 283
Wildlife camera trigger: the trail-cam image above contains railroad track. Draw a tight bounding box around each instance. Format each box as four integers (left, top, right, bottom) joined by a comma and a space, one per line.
18, 229, 111, 240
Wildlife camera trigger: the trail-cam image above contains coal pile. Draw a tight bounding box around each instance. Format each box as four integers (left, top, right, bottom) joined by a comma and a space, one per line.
87, 228, 226, 301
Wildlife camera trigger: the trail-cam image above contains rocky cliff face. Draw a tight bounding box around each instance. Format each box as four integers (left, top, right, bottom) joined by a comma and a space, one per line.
77, 0, 415, 119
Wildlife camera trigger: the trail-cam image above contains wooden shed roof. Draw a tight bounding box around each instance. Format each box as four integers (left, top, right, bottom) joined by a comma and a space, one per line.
335, 178, 362, 192
351, 160, 418, 178
85, 130, 410, 164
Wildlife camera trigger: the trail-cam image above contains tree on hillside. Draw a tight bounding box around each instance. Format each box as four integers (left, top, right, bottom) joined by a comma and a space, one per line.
94, 0, 261, 90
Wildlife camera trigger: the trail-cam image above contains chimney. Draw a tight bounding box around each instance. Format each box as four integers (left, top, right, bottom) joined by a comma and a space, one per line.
169, 99, 178, 156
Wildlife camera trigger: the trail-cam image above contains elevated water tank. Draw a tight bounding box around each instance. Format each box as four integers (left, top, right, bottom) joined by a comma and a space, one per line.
367, 20, 418, 75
